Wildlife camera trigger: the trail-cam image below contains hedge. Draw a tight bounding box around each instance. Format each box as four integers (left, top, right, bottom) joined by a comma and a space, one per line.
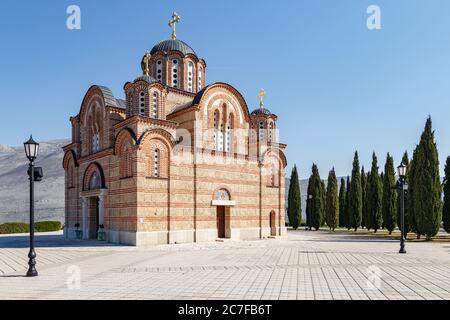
0, 221, 62, 234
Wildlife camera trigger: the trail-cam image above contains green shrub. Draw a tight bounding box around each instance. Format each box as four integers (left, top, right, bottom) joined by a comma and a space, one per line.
35, 221, 62, 232
0, 222, 29, 234
0, 221, 62, 234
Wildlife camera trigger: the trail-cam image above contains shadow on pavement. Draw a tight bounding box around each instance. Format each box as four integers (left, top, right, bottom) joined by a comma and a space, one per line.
0, 233, 124, 249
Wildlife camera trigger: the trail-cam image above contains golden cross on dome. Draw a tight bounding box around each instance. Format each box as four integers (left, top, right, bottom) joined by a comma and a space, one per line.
258, 88, 266, 109
168, 11, 181, 40
143, 51, 151, 76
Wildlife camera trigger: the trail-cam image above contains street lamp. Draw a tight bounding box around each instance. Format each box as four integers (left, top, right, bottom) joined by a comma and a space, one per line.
23, 135, 42, 277
397, 162, 407, 254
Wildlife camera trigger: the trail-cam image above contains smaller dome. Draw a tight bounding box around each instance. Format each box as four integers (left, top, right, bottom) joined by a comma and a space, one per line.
133, 75, 157, 83
150, 39, 196, 56
251, 108, 272, 116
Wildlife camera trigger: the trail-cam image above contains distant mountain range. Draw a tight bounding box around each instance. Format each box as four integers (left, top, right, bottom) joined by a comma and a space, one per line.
0, 140, 68, 223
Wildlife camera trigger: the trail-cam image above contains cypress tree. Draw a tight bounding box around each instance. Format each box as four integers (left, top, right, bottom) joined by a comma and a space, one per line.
287, 165, 302, 230
367, 152, 383, 232
397, 151, 411, 234
310, 164, 325, 230
413, 117, 442, 240
407, 148, 419, 238
305, 176, 312, 229
443, 157, 450, 233
361, 166, 367, 229
349, 151, 363, 231
326, 168, 339, 231
321, 180, 326, 226
344, 176, 351, 230
382, 153, 397, 234
338, 177, 346, 228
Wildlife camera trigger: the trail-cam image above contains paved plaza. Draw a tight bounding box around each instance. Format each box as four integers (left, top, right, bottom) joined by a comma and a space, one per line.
0, 230, 450, 300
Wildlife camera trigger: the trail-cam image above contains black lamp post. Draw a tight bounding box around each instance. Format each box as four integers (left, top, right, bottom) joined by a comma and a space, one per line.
24, 136, 40, 277
397, 162, 407, 254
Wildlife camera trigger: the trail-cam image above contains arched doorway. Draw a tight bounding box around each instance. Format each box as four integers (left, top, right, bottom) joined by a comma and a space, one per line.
81, 163, 106, 240
270, 211, 276, 236
213, 188, 233, 239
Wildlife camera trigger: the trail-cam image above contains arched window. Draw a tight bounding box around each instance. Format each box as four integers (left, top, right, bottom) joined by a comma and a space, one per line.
198, 67, 203, 90
139, 91, 145, 116
154, 149, 160, 177
156, 60, 163, 81
225, 113, 234, 152
187, 62, 193, 92
267, 161, 279, 187
172, 59, 179, 88
92, 127, 100, 153
152, 93, 158, 118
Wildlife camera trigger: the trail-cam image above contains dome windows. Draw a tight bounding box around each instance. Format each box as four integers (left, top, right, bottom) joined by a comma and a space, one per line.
171, 59, 179, 88
139, 91, 146, 116
198, 67, 203, 90
187, 62, 193, 92
152, 93, 158, 118
156, 60, 163, 81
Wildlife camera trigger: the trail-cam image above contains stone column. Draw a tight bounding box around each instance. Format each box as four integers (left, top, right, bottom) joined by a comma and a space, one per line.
82, 197, 89, 240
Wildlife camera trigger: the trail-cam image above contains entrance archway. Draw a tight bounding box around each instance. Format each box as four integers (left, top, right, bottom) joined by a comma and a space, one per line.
270, 211, 276, 236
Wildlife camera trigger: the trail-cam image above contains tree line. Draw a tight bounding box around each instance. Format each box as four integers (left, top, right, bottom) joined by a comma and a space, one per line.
287, 117, 450, 240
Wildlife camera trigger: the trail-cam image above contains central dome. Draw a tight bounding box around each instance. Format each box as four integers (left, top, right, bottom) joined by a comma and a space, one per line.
150, 39, 196, 56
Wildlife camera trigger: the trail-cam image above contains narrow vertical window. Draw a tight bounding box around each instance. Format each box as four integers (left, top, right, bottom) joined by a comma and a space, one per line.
226, 113, 233, 152
187, 62, 193, 92
152, 93, 158, 118
172, 59, 178, 88
218, 113, 224, 152
198, 67, 202, 90
259, 121, 265, 141
154, 149, 159, 177
139, 91, 145, 116
213, 110, 218, 150
92, 128, 99, 153
156, 60, 163, 81
269, 122, 274, 142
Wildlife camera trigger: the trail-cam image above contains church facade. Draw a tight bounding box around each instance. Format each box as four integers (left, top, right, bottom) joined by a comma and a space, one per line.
63, 17, 287, 246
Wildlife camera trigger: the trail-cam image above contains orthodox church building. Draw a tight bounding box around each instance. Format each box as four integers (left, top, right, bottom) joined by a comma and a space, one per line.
63, 13, 287, 246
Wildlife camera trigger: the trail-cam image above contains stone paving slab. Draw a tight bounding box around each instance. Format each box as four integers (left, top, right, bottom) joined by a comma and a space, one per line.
0, 230, 449, 300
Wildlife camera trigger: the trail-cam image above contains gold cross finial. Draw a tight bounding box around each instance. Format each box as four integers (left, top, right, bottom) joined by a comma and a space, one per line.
143, 51, 151, 76
258, 88, 266, 109
168, 11, 181, 40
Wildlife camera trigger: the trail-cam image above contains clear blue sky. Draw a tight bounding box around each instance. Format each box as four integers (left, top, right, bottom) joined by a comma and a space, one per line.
1, 0, 449, 178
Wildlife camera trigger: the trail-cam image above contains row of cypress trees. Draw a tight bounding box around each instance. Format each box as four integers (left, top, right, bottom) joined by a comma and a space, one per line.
287, 117, 450, 240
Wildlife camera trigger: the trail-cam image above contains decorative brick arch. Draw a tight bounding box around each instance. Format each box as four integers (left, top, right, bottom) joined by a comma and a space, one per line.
139, 130, 173, 179
137, 128, 176, 148
212, 186, 233, 201
63, 150, 78, 189
63, 150, 78, 170
82, 162, 106, 191
261, 148, 288, 169
114, 128, 137, 155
